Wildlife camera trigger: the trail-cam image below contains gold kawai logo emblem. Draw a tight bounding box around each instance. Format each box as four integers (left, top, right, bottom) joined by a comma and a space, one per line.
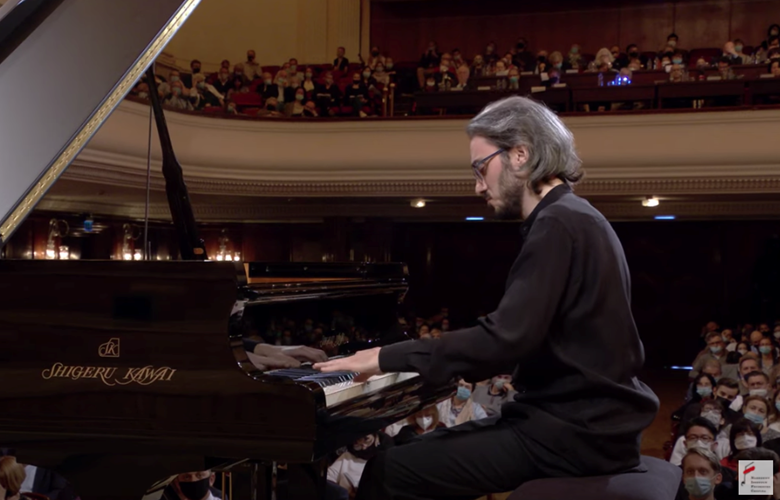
40, 338, 176, 387
98, 338, 120, 358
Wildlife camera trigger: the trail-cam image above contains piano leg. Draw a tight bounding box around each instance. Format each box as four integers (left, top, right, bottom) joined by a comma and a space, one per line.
278, 460, 334, 500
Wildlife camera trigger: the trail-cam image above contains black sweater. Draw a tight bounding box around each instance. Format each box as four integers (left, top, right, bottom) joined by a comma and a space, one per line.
379, 184, 660, 476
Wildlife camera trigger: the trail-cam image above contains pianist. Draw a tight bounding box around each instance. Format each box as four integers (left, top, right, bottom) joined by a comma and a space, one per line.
315, 96, 660, 499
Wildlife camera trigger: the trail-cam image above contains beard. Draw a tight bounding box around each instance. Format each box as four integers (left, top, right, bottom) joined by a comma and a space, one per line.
490, 163, 525, 220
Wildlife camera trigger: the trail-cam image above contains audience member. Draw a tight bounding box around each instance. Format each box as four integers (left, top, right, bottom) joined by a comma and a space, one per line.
394, 406, 447, 445
472, 374, 517, 417
160, 470, 220, 500
334, 46, 349, 72
436, 378, 488, 427
680, 448, 723, 500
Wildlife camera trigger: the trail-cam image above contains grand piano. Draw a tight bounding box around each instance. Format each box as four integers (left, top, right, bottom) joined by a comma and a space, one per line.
0, 1, 453, 499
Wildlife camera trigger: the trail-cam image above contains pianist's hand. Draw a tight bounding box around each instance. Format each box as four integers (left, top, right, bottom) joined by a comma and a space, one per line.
313, 347, 382, 383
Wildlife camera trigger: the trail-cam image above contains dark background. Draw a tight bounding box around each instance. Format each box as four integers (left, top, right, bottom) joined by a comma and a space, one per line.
7, 215, 780, 368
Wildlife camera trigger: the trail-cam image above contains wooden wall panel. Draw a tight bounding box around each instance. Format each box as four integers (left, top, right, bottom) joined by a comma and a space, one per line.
673, 0, 731, 50
372, 0, 778, 62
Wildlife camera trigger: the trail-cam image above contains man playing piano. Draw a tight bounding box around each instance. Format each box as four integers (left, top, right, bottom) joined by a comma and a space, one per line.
315, 96, 660, 499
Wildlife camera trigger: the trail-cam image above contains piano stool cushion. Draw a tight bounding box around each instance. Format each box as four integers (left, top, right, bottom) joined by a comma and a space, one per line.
506, 456, 681, 500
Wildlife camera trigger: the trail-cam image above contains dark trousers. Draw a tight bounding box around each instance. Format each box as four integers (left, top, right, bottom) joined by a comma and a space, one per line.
355, 417, 546, 500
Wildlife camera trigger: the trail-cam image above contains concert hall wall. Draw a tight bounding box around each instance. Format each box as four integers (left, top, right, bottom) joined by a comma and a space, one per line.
370, 0, 780, 63
164, 0, 365, 70
7, 214, 780, 368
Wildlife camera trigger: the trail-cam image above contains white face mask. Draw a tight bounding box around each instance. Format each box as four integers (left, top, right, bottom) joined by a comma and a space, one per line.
686, 439, 711, 451
416, 416, 433, 430
735, 434, 758, 450
738, 349, 748, 355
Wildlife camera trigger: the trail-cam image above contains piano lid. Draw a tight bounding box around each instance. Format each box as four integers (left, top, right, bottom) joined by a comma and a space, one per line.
0, 0, 201, 246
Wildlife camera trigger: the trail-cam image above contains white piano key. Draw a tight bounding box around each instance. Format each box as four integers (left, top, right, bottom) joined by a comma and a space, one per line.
324, 372, 419, 407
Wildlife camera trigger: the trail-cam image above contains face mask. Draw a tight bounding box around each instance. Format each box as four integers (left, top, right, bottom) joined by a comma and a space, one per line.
439, 65, 448, 73
173, 87, 182, 96
701, 410, 721, 426
416, 416, 433, 429
170, 75, 180, 82
138, 91, 148, 98
305, 72, 312, 78
493, 379, 506, 390
686, 439, 711, 452
735, 45, 743, 52
278, 78, 287, 85
376, 67, 384, 73
517, 43, 525, 50
386, 63, 394, 69
264, 79, 272, 85
248, 55, 255, 61
456, 386, 471, 400
738, 349, 748, 355
371, 50, 379, 57
673, 58, 683, 64
178, 477, 210, 500
629, 51, 639, 57
196, 82, 205, 89
192, 67, 201, 74
363, 71, 371, 78
744, 411, 765, 426
735, 434, 758, 450
325, 79, 333, 85
696, 386, 712, 397
571, 47, 579, 54
426, 81, 435, 87
220, 74, 229, 81
266, 104, 275, 111
554, 62, 562, 69
538, 56, 546, 62
760, 346, 773, 354
295, 94, 304, 101
710, 345, 722, 354
684, 477, 713, 498
509, 76, 519, 83
750, 389, 768, 397
354, 79, 362, 84
290, 65, 297, 72
716, 396, 731, 407
228, 106, 236, 112
668, 40, 677, 47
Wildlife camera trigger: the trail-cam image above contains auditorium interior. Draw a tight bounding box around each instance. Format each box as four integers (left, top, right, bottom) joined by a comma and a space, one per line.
1, 0, 780, 499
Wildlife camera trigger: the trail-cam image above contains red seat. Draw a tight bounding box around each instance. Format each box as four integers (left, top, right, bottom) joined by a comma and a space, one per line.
231, 93, 262, 106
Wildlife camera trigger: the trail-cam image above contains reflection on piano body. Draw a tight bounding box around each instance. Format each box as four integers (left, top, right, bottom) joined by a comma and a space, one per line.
0, 1, 454, 499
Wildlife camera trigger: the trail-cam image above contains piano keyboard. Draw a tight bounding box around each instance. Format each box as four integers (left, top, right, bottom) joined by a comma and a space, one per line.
266, 368, 419, 407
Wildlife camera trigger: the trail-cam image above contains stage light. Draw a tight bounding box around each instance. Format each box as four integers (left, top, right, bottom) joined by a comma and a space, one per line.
654, 215, 676, 220
465, 217, 484, 221
411, 199, 426, 208
642, 196, 659, 207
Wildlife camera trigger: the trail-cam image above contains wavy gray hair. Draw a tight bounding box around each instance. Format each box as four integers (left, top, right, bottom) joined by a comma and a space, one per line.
466, 96, 583, 194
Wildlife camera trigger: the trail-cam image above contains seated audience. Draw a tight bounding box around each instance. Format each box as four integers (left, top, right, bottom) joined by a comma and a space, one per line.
394, 406, 447, 445
436, 378, 488, 427
670, 416, 721, 465
159, 470, 221, 500
334, 46, 349, 72
327, 433, 393, 497
0, 456, 33, 500
720, 418, 761, 471
472, 374, 517, 417
679, 448, 723, 500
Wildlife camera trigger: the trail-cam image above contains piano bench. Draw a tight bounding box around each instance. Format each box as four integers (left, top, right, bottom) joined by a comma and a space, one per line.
506, 456, 681, 500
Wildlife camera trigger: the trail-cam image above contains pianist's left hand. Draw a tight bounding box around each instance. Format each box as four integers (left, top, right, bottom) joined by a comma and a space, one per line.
314, 347, 382, 382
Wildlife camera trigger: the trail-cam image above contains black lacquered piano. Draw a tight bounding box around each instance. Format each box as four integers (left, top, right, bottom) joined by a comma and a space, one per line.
0, 1, 453, 499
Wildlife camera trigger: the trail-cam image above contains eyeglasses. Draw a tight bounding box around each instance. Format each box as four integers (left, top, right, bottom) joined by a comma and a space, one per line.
471, 148, 504, 182
686, 434, 714, 443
